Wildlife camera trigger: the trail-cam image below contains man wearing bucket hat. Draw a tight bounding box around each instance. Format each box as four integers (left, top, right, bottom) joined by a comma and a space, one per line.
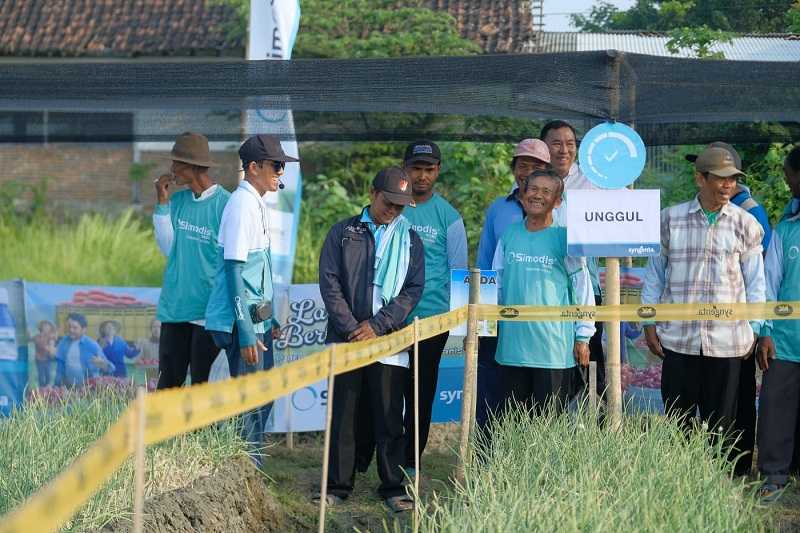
205, 134, 298, 462
317, 166, 424, 512
642, 146, 766, 450
475, 138, 551, 432
153, 132, 230, 390
686, 141, 772, 477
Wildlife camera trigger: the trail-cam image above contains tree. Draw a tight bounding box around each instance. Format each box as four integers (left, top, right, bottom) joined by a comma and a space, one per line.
665, 25, 733, 59
571, 0, 796, 34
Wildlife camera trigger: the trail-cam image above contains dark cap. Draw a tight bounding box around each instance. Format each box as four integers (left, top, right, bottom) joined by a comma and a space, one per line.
239, 134, 299, 164
695, 147, 746, 178
685, 141, 741, 170
404, 141, 441, 165
372, 167, 415, 207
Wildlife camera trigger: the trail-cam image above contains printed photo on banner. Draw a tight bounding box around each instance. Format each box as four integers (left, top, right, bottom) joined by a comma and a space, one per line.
23, 282, 162, 398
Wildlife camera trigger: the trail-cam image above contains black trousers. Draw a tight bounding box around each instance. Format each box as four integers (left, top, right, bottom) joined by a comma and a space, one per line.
757, 359, 800, 485
661, 349, 741, 446
328, 362, 408, 500
403, 331, 449, 468
732, 354, 757, 476
588, 294, 605, 396
500, 364, 577, 416
476, 336, 502, 432
156, 322, 219, 389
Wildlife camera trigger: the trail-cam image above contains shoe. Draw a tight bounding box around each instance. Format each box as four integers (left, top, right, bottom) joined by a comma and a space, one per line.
759, 483, 786, 503
312, 492, 344, 506
385, 495, 414, 513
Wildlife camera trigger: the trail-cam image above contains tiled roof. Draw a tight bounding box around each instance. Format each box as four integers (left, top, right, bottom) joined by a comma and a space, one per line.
0, 0, 237, 57
531, 32, 800, 61
0, 0, 536, 57
426, 1, 535, 53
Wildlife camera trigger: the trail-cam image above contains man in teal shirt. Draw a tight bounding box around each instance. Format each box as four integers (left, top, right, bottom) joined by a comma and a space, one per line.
400, 141, 467, 472
205, 134, 298, 462
153, 132, 230, 389
756, 145, 800, 499
493, 170, 594, 413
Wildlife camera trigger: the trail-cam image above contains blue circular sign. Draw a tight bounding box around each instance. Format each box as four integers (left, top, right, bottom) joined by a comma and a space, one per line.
578, 122, 646, 189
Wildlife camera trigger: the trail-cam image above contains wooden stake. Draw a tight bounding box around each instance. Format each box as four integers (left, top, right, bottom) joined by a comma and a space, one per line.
605, 258, 623, 429
286, 395, 294, 450
413, 317, 421, 531
318, 345, 337, 533
589, 361, 597, 412
132, 387, 146, 533
458, 267, 481, 479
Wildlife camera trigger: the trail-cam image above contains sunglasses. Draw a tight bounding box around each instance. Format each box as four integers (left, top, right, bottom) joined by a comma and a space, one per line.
266, 160, 285, 172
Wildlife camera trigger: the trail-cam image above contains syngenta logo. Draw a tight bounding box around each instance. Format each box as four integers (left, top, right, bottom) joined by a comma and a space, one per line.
774, 304, 794, 317
628, 245, 655, 255
439, 390, 463, 405
177, 218, 212, 240
291, 386, 328, 412
507, 252, 555, 266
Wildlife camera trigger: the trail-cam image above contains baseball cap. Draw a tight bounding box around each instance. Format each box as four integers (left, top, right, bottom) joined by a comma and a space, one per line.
685, 141, 742, 170
513, 138, 551, 163
372, 167, 415, 207
694, 147, 746, 178
239, 134, 299, 164
404, 141, 441, 165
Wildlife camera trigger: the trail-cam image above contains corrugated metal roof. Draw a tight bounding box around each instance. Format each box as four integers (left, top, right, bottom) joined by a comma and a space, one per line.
529, 32, 800, 61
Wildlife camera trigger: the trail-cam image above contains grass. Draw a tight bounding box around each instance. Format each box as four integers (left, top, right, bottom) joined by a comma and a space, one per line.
417, 406, 772, 533
0, 209, 164, 286
0, 384, 248, 532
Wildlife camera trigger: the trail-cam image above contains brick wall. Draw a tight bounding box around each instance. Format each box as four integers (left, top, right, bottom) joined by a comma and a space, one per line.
0, 144, 242, 215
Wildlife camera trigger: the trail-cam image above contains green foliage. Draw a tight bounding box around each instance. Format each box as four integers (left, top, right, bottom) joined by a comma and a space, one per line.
743, 143, 794, 223
665, 25, 733, 59
0, 210, 165, 286
418, 405, 770, 532
571, 0, 795, 33
788, 1, 800, 32
0, 178, 51, 225
212, 0, 481, 58
0, 388, 246, 531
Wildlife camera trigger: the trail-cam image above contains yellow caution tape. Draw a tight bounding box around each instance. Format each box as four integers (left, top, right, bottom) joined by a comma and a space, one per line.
0, 408, 135, 533
0, 307, 468, 533
6, 299, 796, 533
478, 302, 800, 323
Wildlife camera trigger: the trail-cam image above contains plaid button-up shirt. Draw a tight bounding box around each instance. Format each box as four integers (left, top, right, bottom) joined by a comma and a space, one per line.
642, 196, 766, 358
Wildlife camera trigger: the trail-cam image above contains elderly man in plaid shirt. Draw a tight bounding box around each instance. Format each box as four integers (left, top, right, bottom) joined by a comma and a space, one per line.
642, 146, 766, 444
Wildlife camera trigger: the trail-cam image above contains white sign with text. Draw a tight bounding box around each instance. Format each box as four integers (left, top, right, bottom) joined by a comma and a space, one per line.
566, 189, 661, 257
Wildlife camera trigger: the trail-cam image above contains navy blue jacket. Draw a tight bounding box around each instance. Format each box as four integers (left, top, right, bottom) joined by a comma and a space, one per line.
318, 213, 425, 344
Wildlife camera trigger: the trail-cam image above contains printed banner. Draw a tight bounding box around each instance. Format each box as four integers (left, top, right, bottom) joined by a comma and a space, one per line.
450, 269, 498, 336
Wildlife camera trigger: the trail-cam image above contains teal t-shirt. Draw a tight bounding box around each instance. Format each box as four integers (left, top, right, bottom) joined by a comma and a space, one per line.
772, 217, 800, 363
156, 187, 230, 323
403, 193, 467, 320
495, 222, 576, 369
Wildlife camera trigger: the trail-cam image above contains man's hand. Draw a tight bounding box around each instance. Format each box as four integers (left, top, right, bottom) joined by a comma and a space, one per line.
348, 321, 377, 342
154, 174, 173, 205
643, 325, 664, 359
757, 336, 776, 371
91, 355, 109, 370
573, 341, 590, 367
241, 338, 267, 366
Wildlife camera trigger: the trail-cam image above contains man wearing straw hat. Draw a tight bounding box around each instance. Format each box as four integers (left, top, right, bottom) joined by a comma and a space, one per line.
153, 132, 230, 389
642, 146, 766, 446
317, 166, 424, 512
205, 134, 298, 462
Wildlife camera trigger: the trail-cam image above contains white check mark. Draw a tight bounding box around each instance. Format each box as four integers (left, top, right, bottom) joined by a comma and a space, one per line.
604, 150, 619, 162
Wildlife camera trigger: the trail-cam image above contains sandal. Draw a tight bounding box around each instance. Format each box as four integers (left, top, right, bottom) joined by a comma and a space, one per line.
385, 495, 414, 513
758, 483, 786, 503
312, 492, 344, 506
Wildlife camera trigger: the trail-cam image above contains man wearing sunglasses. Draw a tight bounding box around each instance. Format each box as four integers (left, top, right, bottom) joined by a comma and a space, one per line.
318, 167, 425, 512
153, 132, 230, 390
205, 134, 298, 464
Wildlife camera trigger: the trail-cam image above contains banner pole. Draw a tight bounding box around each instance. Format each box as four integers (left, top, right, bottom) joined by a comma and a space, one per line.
458, 267, 481, 479
286, 395, 294, 450
413, 317, 421, 531
318, 345, 337, 533
605, 258, 623, 429
132, 386, 146, 533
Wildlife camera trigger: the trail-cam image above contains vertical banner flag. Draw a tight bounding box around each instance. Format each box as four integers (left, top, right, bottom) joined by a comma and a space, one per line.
247, 0, 302, 286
